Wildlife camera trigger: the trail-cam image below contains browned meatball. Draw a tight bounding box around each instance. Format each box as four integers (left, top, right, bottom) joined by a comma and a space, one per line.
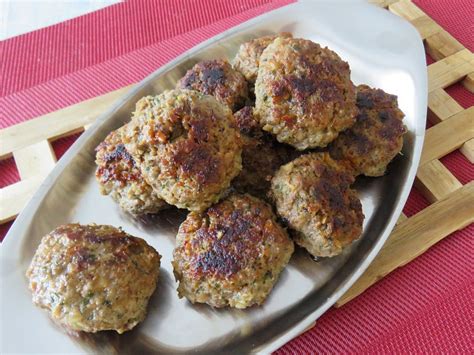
122, 90, 242, 212
255, 37, 357, 150
26, 224, 161, 334
95, 125, 167, 215
271, 153, 364, 258
177, 59, 248, 112
329, 84, 407, 177
233, 105, 263, 138
232, 106, 295, 199
172, 194, 294, 308
233, 32, 292, 84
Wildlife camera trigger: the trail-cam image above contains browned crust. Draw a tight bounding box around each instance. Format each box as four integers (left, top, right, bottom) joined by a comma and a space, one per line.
95, 126, 166, 215
232, 106, 296, 199
95, 129, 141, 186
177, 59, 248, 111
255, 37, 357, 149
26, 223, 161, 333
271, 153, 364, 257
174, 194, 292, 281
329, 84, 407, 176
50, 224, 157, 268
233, 105, 262, 138
122, 90, 242, 211
233, 32, 292, 83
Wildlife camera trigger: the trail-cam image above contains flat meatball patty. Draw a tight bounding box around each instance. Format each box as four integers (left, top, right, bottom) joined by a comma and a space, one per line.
26, 224, 161, 333
177, 59, 248, 112
329, 84, 407, 177
232, 106, 294, 199
271, 153, 364, 258
95, 125, 167, 215
233, 32, 292, 84
255, 37, 357, 150
172, 194, 294, 308
122, 90, 242, 211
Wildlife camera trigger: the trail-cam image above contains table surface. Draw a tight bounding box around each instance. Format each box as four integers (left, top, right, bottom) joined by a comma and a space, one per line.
0, 0, 472, 353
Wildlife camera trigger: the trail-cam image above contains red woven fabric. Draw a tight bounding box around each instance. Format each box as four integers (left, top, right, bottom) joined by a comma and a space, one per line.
0, 0, 473, 352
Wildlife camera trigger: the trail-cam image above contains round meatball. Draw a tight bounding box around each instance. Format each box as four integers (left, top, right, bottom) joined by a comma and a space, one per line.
122, 90, 242, 212
95, 125, 167, 215
232, 106, 295, 199
271, 153, 364, 258
255, 37, 357, 150
177, 59, 248, 112
26, 224, 161, 334
233, 32, 292, 84
172, 194, 294, 308
329, 85, 407, 177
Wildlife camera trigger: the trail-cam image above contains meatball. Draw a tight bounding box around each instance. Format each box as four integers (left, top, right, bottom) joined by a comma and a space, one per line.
26, 224, 161, 334
231, 106, 294, 199
122, 90, 242, 212
329, 84, 407, 177
233, 32, 292, 84
255, 37, 357, 150
271, 153, 364, 258
95, 125, 167, 215
176, 59, 248, 112
172, 194, 294, 308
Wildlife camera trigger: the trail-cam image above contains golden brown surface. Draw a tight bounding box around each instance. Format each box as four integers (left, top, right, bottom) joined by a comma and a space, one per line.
271, 153, 364, 257
177, 59, 248, 111
26, 224, 161, 333
172, 194, 294, 308
255, 37, 357, 150
329, 84, 407, 177
122, 89, 242, 211
95, 126, 167, 215
232, 32, 292, 84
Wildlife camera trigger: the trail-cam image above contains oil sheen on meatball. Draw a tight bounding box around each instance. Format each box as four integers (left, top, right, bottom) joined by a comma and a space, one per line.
95, 125, 167, 215
271, 153, 364, 258
26, 224, 161, 334
233, 32, 292, 84
122, 89, 242, 212
177, 59, 248, 112
329, 84, 407, 177
172, 194, 294, 308
255, 37, 357, 150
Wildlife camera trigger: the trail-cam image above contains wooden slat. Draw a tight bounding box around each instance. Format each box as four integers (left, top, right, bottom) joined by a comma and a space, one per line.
386, 0, 440, 39
13, 140, 57, 180
0, 85, 133, 160
462, 72, 474, 93
397, 212, 408, 224
428, 88, 464, 123
0, 177, 45, 223
410, 16, 441, 40
425, 30, 465, 61
336, 182, 474, 307
420, 107, 474, 165
428, 49, 474, 92
460, 138, 474, 163
415, 160, 462, 203
389, 0, 425, 21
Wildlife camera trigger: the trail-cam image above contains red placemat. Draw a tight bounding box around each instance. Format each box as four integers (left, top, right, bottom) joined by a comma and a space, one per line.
0, 0, 472, 352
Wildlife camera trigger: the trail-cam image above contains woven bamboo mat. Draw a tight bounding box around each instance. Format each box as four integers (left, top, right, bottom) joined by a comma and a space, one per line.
0, 0, 472, 307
